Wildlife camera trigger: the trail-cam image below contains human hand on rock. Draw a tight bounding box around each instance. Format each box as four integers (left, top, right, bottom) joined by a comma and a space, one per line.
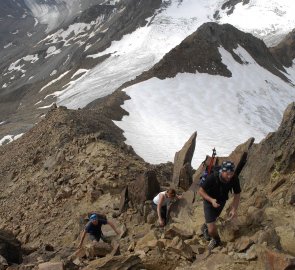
159, 218, 165, 227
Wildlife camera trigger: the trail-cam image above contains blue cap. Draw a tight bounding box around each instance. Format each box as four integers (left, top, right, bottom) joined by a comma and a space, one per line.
221, 161, 235, 172
89, 214, 97, 221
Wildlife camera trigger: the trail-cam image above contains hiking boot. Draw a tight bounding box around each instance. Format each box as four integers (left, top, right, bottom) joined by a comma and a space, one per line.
208, 237, 221, 250
201, 223, 211, 241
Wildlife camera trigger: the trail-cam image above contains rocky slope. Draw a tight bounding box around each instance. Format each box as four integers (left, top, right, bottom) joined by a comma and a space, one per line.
0, 97, 294, 270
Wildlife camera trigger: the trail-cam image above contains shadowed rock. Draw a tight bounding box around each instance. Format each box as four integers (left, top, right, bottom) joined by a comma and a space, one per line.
172, 132, 197, 190
241, 102, 295, 188
0, 230, 22, 264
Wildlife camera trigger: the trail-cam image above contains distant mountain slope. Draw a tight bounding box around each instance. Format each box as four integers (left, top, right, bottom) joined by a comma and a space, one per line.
0, 0, 162, 139
127, 22, 289, 84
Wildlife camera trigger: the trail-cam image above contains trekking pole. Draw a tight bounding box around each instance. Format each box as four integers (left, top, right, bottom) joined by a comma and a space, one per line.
207, 148, 217, 175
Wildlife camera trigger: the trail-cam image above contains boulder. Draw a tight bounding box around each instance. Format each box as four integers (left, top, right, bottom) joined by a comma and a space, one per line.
275, 226, 295, 255
234, 236, 254, 252
0, 230, 22, 264
0, 255, 8, 270
82, 254, 142, 270
251, 228, 280, 248
172, 132, 197, 189
135, 231, 158, 251
167, 236, 194, 261
38, 262, 64, 270
164, 225, 193, 240
259, 246, 295, 270
218, 220, 240, 242
128, 170, 160, 206
85, 242, 112, 259
119, 187, 128, 213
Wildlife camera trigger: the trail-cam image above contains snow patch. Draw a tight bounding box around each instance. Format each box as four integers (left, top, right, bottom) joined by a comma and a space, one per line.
45, 46, 61, 58
71, 69, 88, 78
0, 133, 24, 146
39, 71, 70, 92
38, 102, 55, 109
4, 42, 13, 49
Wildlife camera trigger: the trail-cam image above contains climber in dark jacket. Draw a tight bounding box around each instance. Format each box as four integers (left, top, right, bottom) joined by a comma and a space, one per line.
198, 161, 241, 249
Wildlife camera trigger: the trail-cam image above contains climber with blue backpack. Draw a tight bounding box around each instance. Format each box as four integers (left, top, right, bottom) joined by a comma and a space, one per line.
77, 213, 120, 249
198, 156, 241, 250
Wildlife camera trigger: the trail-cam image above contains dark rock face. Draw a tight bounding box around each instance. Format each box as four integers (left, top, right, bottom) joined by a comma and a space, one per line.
270, 28, 295, 68
128, 170, 160, 206
0, 230, 22, 264
241, 102, 295, 188
172, 132, 197, 190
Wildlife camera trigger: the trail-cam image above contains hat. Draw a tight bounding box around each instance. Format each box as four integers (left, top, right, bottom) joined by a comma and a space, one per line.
89, 214, 98, 221
221, 161, 235, 172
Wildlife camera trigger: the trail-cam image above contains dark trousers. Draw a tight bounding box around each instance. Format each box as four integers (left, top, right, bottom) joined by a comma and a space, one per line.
203, 200, 226, 223
152, 202, 168, 223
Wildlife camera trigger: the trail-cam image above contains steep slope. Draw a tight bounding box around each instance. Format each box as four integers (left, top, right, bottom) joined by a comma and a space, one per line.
0, 104, 150, 248
240, 102, 295, 186
0, 102, 294, 270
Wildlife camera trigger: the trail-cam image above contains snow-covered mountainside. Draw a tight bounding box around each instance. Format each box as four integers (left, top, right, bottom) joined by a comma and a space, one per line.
1, 0, 295, 167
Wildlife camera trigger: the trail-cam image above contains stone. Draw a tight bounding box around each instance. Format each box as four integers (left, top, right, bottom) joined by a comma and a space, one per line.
87, 189, 103, 203
146, 212, 157, 225
38, 262, 64, 270
128, 170, 160, 206
252, 228, 280, 248
218, 220, 240, 242
82, 254, 142, 270
275, 226, 295, 255
234, 236, 254, 252
246, 207, 264, 226
164, 225, 193, 240
172, 132, 197, 189
119, 187, 128, 213
135, 231, 158, 251
245, 244, 258, 261
178, 163, 193, 191
85, 242, 112, 259
190, 245, 205, 255
167, 236, 194, 261
259, 246, 295, 270
0, 255, 8, 270
0, 230, 22, 264
271, 178, 287, 192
